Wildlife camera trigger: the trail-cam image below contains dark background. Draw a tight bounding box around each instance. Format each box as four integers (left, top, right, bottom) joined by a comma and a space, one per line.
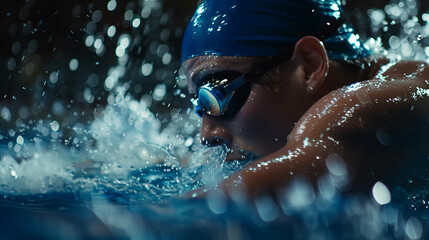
0, 0, 428, 129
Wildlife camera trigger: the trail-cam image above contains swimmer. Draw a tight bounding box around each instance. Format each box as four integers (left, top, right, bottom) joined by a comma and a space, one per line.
180, 0, 429, 197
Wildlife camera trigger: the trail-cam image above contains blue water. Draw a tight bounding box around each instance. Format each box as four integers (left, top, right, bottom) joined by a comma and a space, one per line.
1, 184, 428, 239
1, 0, 429, 239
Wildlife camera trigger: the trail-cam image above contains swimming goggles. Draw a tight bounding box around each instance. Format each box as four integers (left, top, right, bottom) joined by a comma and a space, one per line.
191, 50, 292, 118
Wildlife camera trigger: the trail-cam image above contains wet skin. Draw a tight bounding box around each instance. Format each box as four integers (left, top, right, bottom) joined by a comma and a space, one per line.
182, 36, 429, 196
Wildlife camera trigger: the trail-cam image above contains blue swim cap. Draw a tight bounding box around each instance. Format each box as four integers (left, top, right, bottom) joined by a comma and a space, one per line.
181, 0, 371, 62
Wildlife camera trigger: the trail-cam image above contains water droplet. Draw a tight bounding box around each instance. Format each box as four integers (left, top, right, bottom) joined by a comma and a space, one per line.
94, 38, 103, 49
106, 26, 116, 38
50, 121, 60, 132
124, 10, 133, 21
325, 153, 347, 176
7, 58, 16, 71
141, 62, 153, 76
115, 45, 126, 57
372, 181, 391, 205
207, 189, 227, 214
85, 35, 94, 47
160, 53, 171, 65
254, 193, 278, 222
381, 205, 398, 224
141, 7, 151, 18
132, 18, 141, 28
104, 76, 116, 90
69, 59, 79, 71
1, 107, 11, 122
10, 169, 18, 179
11, 41, 21, 54
107, 0, 117, 11
92, 10, 103, 23
405, 217, 422, 239
16, 135, 24, 145
280, 178, 315, 211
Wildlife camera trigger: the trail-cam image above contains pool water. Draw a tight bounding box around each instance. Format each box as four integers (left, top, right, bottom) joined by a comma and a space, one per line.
1, 0, 429, 239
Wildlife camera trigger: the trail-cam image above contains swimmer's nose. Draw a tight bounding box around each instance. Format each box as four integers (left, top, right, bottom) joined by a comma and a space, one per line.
200, 115, 232, 147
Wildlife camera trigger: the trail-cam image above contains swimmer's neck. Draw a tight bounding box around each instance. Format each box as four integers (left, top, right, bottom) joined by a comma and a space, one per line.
315, 58, 389, 98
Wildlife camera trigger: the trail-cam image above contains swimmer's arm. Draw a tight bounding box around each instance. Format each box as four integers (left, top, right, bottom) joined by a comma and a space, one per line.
218, 131, 337, 197
219, 75, 429, 197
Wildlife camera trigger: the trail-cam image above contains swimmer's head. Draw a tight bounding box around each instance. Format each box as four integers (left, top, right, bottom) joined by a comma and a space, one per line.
181, 0, 371, 63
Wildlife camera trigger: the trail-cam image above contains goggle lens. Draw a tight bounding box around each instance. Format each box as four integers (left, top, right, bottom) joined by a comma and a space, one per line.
199, 87, 222, 116
192, 79, 250, 118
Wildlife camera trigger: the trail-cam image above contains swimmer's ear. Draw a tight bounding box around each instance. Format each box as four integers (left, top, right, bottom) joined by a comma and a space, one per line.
291, 36, 329, 94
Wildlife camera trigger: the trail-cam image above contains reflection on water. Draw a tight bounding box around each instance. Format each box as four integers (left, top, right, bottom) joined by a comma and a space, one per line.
1, 0, 429, 239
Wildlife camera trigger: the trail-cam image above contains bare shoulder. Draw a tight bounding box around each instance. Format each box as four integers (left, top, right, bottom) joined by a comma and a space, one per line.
375, 60, 429, 80
287, 60, 429, 186
291, 60, 429, 141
